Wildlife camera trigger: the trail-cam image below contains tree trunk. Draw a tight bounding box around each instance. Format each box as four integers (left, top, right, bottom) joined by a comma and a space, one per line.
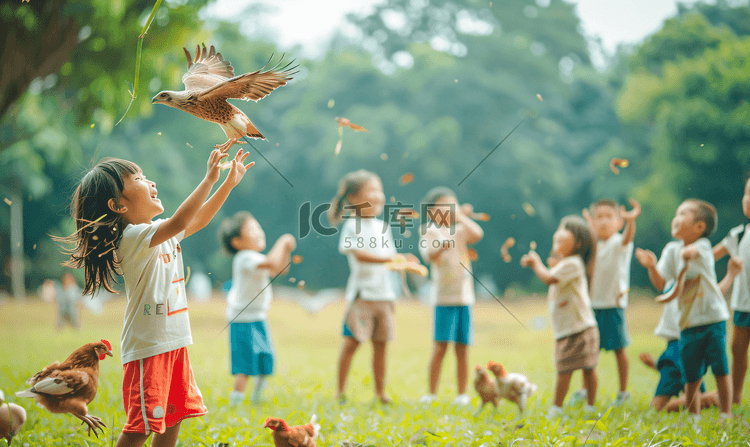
0, 0, 80, 125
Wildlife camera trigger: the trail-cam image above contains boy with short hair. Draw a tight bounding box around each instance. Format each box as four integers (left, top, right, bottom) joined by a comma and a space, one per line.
635, 199, 732, 420
218, 211, 296, 406
713, 176, 750, 405
572, 198, 640, 406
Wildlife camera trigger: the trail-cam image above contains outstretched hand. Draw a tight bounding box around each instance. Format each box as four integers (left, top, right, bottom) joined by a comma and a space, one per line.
635, 248, 656, 269
728, 255, 743, 277
223, 149, 255, 187
205, 149, 224, 184
520, 250, 541, 268
620, 198, 642, 222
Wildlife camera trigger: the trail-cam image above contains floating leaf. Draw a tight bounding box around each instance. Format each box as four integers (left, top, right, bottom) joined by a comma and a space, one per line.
336, 117, 368, 132
610, 158, 629, 174
522, 203, 536, 216
400, 173, 414, 185
501, 237, 515, 263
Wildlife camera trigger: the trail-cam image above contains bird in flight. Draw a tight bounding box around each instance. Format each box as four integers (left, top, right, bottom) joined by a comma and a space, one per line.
152, 44, 297, 152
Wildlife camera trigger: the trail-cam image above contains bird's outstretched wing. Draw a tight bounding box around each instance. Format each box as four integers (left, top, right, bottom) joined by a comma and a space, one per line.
182, 44, 235, 92
198, 54, 298, 102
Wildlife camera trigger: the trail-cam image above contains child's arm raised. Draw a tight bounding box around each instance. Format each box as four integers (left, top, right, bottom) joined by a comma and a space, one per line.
520, 250, 557, 285
183, 149, 253, 240
258, 234, 296, 275
718, 255, 742, 296
150, 149, 224, 248
620, 198, 641, 246
457, 203, 484, 245
713, 243, 728, 261
635, 248, 666, 290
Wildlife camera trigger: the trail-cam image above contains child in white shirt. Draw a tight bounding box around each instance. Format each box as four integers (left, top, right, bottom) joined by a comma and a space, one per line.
522, 215, 599, 417
417, 187, 484, 406
635, 199, 732, 420
65, 149, 252, 447
571, 198, 640, 407
713, 176, 750, 405
329, 169, 418, 404
219, 211, 296, 406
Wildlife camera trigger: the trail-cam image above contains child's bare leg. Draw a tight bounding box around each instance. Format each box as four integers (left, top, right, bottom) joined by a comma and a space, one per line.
684, 380, 702, 414
233, 374, 248, 393
700, 390, 720, 409
554, 372, 573, 407
428, 342, 448, 395
337, 337, 360, 398
582, 368, 598, 405
714, 374, 732, 414
615, 348, 628, 392
151, 422, 180, 447
650, 395, 671, 411
115, 432, 150, 447
455, 343, 468, 395
372, 340, 389, 402
731, 326, 750, 404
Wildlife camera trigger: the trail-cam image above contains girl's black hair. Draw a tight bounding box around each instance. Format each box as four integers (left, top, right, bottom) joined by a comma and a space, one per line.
57, 158, 140, 295
327, 169, 379, 226
218, 211, 255, 255
560, 215, 597, 286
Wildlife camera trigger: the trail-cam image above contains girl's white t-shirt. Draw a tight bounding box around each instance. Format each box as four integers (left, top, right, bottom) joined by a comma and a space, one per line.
117, 220, 192, 365
419, 224, 475, 306
226, 250, 272, 322
338, 217, 397, 302
656, 238, 729, 330
590, 232, 633, 309
547, 255, 597, 340
721, 224, 750, 312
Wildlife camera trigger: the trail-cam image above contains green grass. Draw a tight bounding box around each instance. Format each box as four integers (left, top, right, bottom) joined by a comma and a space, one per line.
1, 292, 748, 446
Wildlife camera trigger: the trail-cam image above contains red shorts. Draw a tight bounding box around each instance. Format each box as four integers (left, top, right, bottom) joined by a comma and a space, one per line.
122, 347, 207, 435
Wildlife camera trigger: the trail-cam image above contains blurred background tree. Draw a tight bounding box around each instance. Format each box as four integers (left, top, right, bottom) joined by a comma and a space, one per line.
1, 0, 749, 298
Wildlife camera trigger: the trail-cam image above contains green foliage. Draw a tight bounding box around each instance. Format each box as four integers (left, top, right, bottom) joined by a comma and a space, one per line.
616, 3, 750, 277
3, 0, 750, 294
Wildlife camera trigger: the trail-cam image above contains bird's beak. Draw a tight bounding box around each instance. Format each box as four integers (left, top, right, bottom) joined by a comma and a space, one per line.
106, 350, 113, 357
151, 96, 158, 104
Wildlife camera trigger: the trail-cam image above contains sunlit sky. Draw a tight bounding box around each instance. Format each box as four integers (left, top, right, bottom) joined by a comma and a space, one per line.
201, 0, 716, 66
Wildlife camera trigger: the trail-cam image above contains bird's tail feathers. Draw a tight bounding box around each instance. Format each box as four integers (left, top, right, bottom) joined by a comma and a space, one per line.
309, 414, 320, 438
222, 114, 266, 141
15, 389, 36, 398
528, 383, 538, 395
243, 119, 266, 141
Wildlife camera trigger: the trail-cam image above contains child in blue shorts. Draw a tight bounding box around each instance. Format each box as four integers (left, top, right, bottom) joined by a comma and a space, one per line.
636, 199, 732, 420
572, 198, 640, 406
639, 295, 718, 412
417, 187, 484, 406
219, 211, 296, 405
713, 176, 750, 405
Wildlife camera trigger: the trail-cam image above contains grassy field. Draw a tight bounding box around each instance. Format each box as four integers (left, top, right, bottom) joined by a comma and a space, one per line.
1, 291, 748, 446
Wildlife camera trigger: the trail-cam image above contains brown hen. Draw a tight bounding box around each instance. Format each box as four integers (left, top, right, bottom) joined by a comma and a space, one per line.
263, 414, 319, 447
16, 339, 112, 437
